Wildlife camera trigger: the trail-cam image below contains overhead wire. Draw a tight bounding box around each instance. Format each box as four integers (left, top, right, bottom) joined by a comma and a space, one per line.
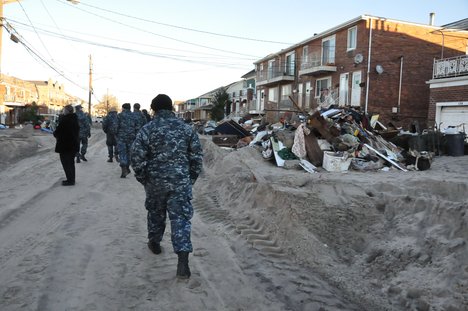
3, 22, 88, 92
8, 18, 259, 61
14, 0, 55, 62
55, 0, 262, 58
73, 0, 293, 45
7, 19, 253, 69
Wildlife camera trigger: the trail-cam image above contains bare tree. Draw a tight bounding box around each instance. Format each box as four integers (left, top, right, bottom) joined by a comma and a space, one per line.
94, 93, 119, 116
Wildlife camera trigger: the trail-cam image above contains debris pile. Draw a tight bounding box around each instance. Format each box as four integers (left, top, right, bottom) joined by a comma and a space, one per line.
209, 106, 461, 173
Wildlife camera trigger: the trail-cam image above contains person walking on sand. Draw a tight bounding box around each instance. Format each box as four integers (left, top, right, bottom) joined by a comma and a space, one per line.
102, 107, 119, 163
131, 94, 203, 279
75, 104, 91, 163
116, 103, 138, 178
142, 109, 151, 123
53, 104, 79, 186
133, 103, 147, 130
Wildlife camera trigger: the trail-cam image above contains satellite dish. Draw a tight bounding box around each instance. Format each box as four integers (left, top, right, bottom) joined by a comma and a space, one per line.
354, 53, 363, 64
376, 65, 384, 74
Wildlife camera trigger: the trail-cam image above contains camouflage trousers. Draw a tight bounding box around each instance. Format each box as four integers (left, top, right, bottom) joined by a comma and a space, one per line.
117, 140, 132, 167
77, 136, 88, 156
144, 183, 193, 253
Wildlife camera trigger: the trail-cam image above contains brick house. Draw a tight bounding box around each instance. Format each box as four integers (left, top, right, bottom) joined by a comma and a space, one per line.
0, 75, 83, 126
27, 79, 75, 115
427, 19, 468, 135
254, 14, 468, 129
0, 75, 38, 126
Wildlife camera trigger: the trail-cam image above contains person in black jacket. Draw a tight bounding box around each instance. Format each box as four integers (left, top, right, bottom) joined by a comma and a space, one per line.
54, 104, 80, 186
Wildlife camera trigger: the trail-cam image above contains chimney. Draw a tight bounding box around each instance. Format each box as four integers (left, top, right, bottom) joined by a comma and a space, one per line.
429, 12, 435, 26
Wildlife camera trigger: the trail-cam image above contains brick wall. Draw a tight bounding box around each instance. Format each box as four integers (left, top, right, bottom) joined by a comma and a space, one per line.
428, 84, 468, 125
256, 17, 468, 128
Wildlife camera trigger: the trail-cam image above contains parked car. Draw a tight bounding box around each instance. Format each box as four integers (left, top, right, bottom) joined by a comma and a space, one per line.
38, 113, 60, 131
203, 120, 217, 135
93, 116, 103, 123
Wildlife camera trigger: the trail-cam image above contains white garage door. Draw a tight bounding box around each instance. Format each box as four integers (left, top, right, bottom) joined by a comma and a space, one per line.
437, 102, 468, 133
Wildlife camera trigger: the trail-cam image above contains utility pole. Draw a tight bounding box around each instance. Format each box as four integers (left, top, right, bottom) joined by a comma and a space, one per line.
0, 0, 17, 80
88, 54, 92, 116
1, 1, 20, 128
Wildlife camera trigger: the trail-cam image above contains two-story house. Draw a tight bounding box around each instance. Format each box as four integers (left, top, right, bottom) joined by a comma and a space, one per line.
0, 75, 38, 126
255, 14, 468, 129
427, 19, 468, 135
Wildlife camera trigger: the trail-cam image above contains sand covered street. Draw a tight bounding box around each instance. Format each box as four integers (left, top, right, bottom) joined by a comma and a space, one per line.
0, 125, 467, 310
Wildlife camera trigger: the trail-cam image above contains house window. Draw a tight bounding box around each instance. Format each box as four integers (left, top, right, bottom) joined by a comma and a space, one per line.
322, 35, 336, 65
268, 87, 278, 103
315, 77, 331, 98
347, 26, 357, 51
285, 52, 295, 75
302, 46, 309, 65
268, 59, 275, 79
281, 84, 292, 104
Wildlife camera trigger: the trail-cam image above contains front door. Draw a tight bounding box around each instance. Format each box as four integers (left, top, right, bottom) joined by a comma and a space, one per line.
351, 71, 361, 107
339, 73, 349, 106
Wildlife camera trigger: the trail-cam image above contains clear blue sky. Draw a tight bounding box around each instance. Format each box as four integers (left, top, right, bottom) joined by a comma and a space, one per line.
2, 0, 467, 110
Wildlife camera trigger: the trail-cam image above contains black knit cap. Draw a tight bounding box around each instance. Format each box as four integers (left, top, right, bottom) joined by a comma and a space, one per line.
122, 103, 131, 110
151, 94, 173, 112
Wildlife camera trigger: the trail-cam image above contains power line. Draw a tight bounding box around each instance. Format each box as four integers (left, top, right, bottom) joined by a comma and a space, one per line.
3, 22, 88, 92
7, 19, 254, 70
8, 18, 259, 61
15, 0, 54, 61
73, 0, 293, 45
55, 0, 261, 58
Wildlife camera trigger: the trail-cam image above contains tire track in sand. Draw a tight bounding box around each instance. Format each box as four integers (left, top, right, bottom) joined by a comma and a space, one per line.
192, 192, 362, 311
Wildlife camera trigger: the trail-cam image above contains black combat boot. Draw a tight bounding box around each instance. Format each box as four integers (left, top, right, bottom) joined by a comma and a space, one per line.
147, 239, 161, 254
80, 154, 88, 161
76, 155, 81, 163
107, 157, 113, 163
176, 252, 191, 279
120, 166, 127, 178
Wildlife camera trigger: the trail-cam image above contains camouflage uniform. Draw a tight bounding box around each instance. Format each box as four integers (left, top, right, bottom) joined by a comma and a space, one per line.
131, 109, 203, 253
133, 110, 148, 131
102, 110, 119, 160
116, 108, 138, 168
76, 108, 91, 157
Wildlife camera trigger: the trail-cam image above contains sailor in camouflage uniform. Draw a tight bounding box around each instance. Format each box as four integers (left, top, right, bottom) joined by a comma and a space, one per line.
133, 103, 148, 130
102, 107, 119, 162
131, 94, 203, 279
116, 103, 138, 178
75, 104, 91, 163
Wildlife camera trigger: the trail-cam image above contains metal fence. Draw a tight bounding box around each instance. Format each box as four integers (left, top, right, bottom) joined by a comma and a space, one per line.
433, 55, 468, 79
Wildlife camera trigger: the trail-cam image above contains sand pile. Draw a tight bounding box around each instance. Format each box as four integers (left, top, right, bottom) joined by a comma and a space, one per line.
196, 136, 468, 311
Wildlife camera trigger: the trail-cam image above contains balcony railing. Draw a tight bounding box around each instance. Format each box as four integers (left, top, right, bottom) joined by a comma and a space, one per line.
4, 94, 16, 102
299, 56, 337, 76
256, 65, 295, 86
433, 55, 468, 79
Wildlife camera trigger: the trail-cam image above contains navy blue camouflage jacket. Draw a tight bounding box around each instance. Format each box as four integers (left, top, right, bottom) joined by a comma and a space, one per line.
117, 109, 138, 143
131, 110, 203, 187
76, 110, 91, 138
133, 110, 147, 130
